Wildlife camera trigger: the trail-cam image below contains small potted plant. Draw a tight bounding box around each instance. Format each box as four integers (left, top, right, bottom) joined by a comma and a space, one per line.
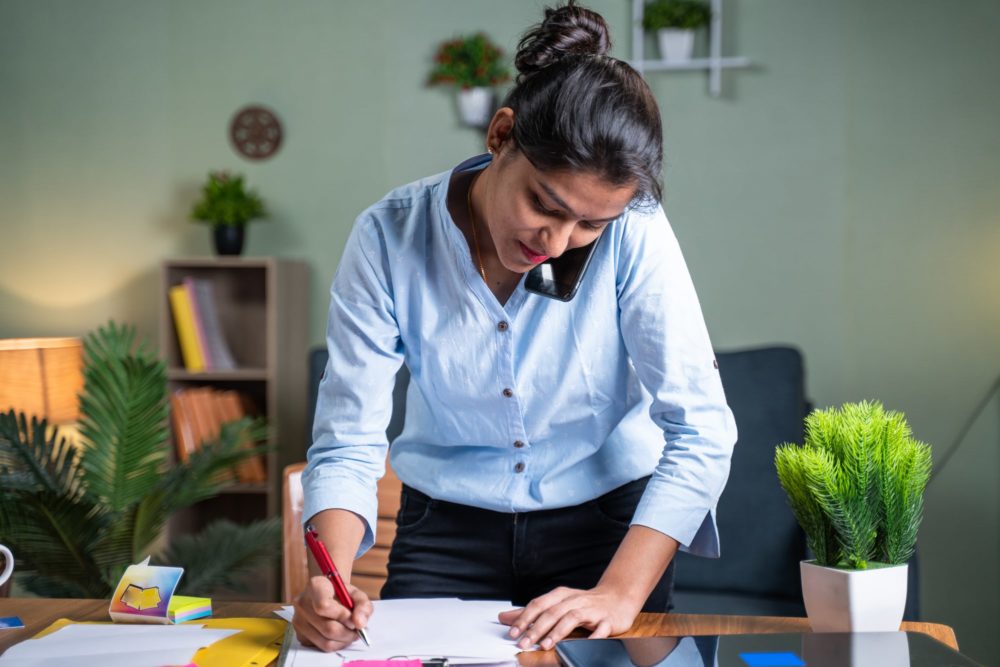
775, 401, 932, 632
190, 171, 266, 256
428, 33, 511, 128
642, 0, 712, 62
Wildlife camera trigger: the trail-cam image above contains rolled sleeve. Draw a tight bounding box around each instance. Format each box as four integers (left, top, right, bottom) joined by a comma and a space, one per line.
304, 212, 404, 558
616, 207, 737, 558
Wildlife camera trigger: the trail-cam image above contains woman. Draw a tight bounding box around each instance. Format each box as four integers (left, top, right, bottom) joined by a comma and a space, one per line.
294, 1, 736, 653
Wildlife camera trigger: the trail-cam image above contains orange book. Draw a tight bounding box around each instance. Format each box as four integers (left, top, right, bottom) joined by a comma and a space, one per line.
170, 391, 198, 463
188, 387, 236, 483
217, 390, 267, 483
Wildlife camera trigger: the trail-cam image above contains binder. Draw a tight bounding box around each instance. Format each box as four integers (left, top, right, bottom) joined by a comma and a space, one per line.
32, 617, 286, 667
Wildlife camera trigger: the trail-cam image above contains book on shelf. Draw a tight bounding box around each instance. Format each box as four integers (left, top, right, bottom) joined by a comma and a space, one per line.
168, 285, 205, 372
185, 277, 237, 371
169, 391, 198, 463
169, 386, 267, 484
182, 278, 213, 369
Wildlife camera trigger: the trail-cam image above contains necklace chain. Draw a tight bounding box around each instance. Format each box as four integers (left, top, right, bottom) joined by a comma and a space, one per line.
467, 171, 488, 283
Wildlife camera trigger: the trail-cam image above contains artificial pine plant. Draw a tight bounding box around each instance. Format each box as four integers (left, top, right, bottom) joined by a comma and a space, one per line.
775, 401, 932, 570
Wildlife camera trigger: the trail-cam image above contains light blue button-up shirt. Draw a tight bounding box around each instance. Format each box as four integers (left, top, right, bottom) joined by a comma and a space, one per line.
304, 155, 737, 561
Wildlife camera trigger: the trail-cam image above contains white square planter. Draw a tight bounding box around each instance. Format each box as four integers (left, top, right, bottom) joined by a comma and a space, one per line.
457, 87, 495, 128
801, 560, 908, 632
656, 29, 695, 62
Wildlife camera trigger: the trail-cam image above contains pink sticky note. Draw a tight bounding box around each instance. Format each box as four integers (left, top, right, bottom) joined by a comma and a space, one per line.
342, 661, 423, 667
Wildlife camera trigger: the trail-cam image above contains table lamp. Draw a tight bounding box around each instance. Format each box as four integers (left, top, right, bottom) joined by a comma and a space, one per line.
0, 337, 84, 427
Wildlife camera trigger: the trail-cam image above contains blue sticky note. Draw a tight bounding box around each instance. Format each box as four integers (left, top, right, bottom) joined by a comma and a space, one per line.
0, 616, 24, 630
739, 652, 806, 667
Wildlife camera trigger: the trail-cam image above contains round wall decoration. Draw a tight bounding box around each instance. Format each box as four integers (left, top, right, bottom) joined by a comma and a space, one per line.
229, 105, 283, 160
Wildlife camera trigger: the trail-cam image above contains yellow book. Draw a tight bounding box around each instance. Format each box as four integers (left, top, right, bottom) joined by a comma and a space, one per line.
169, 285, 206, 371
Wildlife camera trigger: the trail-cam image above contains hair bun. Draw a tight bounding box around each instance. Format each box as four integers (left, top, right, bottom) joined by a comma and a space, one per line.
515, 2, 612, 80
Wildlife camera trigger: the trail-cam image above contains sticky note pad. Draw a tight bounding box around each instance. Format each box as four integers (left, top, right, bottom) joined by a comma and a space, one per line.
343, 661, 422, 667
0, 616, 24, 630
168, 595, 213, 623
739, 652, 806, 667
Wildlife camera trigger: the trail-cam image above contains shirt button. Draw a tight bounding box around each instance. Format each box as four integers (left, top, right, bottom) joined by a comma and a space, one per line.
514, 462, 526, 473
502, 388, 514, 398
497, 321, 509, 332
513, 440, 525, 449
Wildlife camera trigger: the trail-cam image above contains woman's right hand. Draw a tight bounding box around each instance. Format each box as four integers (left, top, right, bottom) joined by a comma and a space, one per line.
292, 575, 373, 652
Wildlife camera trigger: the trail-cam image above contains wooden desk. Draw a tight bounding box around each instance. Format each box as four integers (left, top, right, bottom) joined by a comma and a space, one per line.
0, 598, 958, 666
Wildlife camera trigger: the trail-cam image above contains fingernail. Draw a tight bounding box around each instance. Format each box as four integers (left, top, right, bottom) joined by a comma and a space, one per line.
509, 627, 521, 638
542, 638, 553, 649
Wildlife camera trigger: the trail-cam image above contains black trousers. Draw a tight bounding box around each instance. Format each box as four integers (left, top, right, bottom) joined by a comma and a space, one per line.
380, 476, 675, 612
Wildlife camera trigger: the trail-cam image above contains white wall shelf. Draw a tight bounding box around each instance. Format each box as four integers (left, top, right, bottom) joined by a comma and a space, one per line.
631, 0, 752, 96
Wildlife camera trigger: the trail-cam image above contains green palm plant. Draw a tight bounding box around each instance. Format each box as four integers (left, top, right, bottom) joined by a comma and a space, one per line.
775, 401, 932, 570
0, 321, 280, 597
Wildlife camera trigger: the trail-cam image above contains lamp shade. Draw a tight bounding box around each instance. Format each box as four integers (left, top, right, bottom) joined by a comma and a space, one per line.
0, 337, 84, 424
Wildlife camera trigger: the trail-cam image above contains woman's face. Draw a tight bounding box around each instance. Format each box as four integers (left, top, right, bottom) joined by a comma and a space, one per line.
483, 149, 636, 274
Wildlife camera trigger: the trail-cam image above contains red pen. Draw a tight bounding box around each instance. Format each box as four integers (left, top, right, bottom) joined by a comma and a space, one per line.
304, 523, 371, 647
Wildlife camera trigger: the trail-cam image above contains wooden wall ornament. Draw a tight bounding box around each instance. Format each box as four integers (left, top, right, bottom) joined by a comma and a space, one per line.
229, 105, 283, 160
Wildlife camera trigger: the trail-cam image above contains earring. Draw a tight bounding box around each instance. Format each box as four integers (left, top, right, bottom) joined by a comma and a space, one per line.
487, 146, 494, 155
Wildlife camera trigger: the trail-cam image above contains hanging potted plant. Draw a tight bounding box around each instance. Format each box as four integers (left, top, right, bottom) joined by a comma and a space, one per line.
428, 33, 511, 129
775, 401, 932, 632
190, 171, 266, 256
643, 0, 712, 62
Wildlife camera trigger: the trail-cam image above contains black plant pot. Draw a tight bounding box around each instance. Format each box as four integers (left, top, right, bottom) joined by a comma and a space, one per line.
213, 226, 245, 256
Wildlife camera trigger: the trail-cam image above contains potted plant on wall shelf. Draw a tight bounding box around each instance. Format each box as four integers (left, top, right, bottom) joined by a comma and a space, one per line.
775, 401, 932, 632
428, 33, 511, 129
190, 171, 266, 256
642, 0, 712, 62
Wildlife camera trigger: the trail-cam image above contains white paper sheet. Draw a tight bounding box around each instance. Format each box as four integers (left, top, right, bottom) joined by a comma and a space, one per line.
0, 623, 238, 666
277, 598, 521, 666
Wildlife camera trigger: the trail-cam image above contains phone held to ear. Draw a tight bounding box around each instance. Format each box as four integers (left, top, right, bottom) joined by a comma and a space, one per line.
524, 235, 602, 302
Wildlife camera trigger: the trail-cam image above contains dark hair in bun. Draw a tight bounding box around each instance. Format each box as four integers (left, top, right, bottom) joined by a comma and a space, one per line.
502, 1, 663, 206
514, 2, 611, 82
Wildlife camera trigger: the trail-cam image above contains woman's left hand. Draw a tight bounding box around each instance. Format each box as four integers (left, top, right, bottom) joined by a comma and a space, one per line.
498, 585, 641, 651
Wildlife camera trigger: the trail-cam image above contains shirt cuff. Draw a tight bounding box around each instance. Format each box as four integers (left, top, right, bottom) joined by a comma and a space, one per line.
630, 495, 721, 558
301, 464, 378, 559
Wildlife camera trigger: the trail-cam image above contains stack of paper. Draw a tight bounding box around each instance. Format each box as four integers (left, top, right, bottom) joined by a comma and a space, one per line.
168, 595, 213, 623
0, 623, 238, 667
276, 598, 521, 666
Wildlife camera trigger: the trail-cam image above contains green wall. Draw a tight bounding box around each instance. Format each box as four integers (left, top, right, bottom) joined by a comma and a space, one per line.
1, 0, 997, 660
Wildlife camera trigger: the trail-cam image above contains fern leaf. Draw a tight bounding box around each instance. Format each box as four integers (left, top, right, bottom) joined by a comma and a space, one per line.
77, 323, 170, 512
0, 411, 82, 496
131, 418, 270, 554
159, 518, 281, 594
0, 490, 111, 597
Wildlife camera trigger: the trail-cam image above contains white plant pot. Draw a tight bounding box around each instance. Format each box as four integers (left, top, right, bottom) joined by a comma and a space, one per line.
657, 29, 695, 62
457, 87, 494, 128
801, 560, 908, 632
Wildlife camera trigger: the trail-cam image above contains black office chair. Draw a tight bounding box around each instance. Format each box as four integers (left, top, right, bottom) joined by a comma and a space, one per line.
672, 346, 919, 620
671, 346, 810, 616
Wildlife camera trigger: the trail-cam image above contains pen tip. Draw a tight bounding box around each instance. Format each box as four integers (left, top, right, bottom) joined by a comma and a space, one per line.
358, 627, 371, 647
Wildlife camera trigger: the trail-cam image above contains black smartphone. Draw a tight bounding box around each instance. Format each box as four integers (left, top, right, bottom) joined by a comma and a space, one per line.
524, 235, 602, 302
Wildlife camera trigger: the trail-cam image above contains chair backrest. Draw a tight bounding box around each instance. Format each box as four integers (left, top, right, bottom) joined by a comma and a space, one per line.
282, 462, 308, 603
282, 460, 402, 602
672, 346, 810, 603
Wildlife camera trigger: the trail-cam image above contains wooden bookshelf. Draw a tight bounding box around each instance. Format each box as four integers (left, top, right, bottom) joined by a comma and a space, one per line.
160, 256, 308, 600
